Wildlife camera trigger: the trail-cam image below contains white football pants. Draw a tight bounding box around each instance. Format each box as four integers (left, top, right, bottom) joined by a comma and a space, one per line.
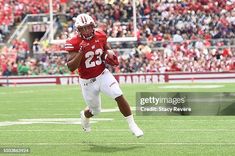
79, 69, 123, 115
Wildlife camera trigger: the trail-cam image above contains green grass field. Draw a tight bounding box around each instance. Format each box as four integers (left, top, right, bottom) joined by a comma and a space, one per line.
0, 83, 235, 156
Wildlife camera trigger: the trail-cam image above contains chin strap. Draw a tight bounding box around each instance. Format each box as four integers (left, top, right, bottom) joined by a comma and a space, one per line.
82, 35, 93, 40
81, 30, 95, 40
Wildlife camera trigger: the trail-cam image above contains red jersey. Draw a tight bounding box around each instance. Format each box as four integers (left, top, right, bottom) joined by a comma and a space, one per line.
65, 30, 107, 79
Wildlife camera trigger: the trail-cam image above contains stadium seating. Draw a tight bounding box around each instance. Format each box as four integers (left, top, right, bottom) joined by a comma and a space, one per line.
60, 0, 235, 42
0, 0, 62, 44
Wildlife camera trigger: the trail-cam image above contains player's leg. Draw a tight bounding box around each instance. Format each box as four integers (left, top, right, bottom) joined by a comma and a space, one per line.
100, 69, 144, 137
115, 95, 143, 137
115, 95, 131, 117
79, 78, 101, 132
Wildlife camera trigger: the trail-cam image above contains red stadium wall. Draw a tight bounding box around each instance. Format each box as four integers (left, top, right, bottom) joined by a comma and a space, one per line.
1, 72, 235, 86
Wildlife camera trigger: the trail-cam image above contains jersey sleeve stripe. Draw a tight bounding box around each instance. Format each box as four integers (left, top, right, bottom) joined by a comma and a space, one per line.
65, 46, 74, 49
65, 45, 74, 47
65, 47, 74, 49
65, 43, 73, 46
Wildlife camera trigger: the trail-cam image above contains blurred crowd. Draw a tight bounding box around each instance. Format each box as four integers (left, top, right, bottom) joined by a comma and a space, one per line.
59, 0, 235, 43
0, 52, 69, 76
137, 0, 235, 43
1, 0, 235, 76
1, 41, 235, 76
110, 42, 235, 73
1, 0, 235, 43
0, 0, 66, 43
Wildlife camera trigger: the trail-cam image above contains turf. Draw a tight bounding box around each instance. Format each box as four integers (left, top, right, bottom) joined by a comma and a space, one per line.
0, 83, 235, 156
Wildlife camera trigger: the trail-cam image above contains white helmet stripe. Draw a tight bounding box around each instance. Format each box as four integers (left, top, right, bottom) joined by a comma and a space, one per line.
75, 13, 95, 27
81, 16, 85, 23
84, 16, 87, 23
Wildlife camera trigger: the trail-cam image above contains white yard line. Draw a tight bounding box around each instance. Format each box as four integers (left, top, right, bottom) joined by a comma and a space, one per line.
159, 85, 224, 89
0, 114, 82, 116
0, 118, 114, 127
0, 115, 235, 122
0, 142, 234, 146
0, 129, 235, 132
18, 118, 113, 122
129, 119, 235, 122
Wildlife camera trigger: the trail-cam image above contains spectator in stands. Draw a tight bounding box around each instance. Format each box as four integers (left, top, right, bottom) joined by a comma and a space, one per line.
18, 61, 29, 75
11, 62, 18, 76
2, 62, 11, 76
32, 38, 40, 53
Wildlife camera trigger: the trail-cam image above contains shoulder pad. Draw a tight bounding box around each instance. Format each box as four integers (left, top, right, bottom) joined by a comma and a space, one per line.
95, 29, 107, 41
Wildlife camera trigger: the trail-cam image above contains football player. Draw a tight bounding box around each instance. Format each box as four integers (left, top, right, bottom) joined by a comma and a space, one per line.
65, 14, 143, 137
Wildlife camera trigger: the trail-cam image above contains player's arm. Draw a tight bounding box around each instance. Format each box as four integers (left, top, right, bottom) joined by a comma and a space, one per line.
65, 39, 86, 72
104, 44, 111, 52
66, 50, 83, 72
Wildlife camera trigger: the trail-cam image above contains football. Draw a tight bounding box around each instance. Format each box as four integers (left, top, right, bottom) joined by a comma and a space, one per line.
106, 50, 116, 59
105, 50, 119, 66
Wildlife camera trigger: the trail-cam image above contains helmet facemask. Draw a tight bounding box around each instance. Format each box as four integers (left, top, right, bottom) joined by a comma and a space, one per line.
77, 24, 95, 40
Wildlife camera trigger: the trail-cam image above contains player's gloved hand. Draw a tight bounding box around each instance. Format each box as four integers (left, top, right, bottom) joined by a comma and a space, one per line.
105, 50, 119, 66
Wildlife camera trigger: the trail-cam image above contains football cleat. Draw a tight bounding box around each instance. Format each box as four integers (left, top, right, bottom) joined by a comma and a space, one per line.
129, 124, 144, 138
80, 111, 91, 132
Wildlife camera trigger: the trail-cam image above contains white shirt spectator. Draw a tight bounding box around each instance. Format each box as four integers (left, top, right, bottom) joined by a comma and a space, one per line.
173, 34, 183, 43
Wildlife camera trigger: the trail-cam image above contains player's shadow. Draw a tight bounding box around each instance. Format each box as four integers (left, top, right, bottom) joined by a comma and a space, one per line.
83, 144, 143, 153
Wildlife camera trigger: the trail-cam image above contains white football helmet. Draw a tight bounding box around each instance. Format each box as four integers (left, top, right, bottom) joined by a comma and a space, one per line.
74, 14, 96, 40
